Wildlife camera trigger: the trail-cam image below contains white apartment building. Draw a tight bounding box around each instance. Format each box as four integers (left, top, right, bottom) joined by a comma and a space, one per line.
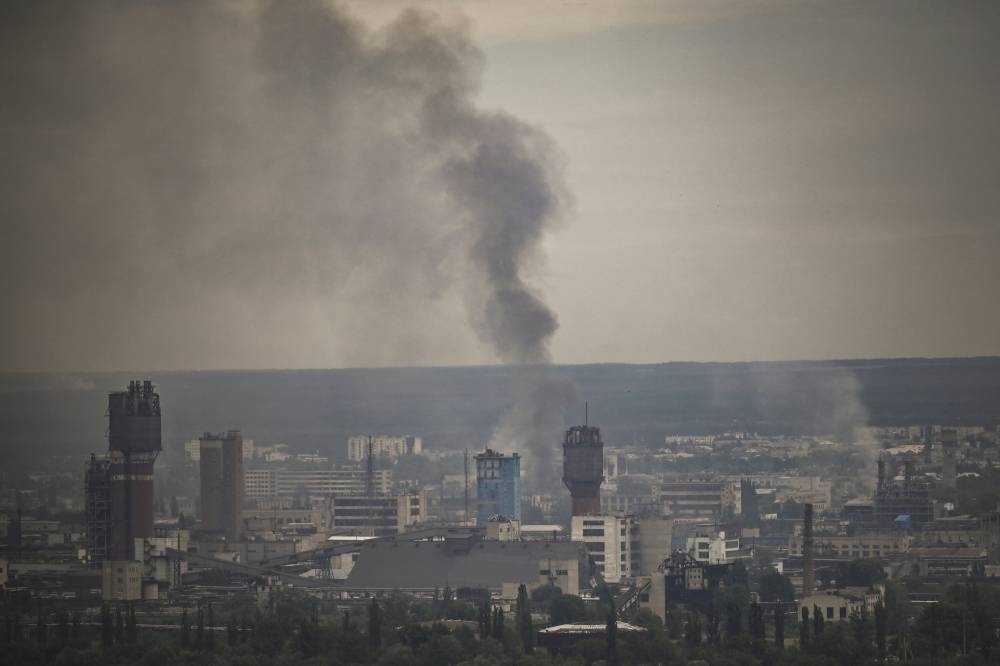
686, 531, 740, 564
244, 468, 392, 499
346, 435, 422, 462
571, 514, 640, 582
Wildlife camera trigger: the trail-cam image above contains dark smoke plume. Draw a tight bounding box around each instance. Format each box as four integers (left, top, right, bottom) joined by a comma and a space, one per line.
0, 1, 574, 485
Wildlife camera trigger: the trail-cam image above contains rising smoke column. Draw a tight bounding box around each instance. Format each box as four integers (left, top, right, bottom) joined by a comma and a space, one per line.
0, 1, 575, 485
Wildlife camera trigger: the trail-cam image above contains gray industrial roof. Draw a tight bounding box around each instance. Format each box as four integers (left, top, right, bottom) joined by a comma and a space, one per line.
346, 538, 590, 590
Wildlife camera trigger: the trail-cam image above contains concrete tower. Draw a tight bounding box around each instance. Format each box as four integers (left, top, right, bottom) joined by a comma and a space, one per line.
107, 380, 161, 561
562, 425, 605, 516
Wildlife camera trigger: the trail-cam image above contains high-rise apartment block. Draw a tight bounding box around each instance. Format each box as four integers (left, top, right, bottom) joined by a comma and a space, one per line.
199, 430, 245, 540
475, 449, 521, 525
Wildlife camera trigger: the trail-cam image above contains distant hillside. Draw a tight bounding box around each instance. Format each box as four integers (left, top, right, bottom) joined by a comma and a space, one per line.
1, 357, 998, 469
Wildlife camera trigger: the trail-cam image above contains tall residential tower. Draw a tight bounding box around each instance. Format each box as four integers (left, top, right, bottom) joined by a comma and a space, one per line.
199, 430, 245, 540
475, 449, 521, 525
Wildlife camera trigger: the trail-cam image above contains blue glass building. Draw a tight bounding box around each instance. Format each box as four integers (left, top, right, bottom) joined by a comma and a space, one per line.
475, 449, 521, 525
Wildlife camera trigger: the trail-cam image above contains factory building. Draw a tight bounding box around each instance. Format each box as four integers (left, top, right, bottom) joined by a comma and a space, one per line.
199, 430, 244, 540
571, 514, 640, 582
658, 479, 740, 520
475, 449, 521, 525
82, 381, 169, 600
346, 532, 593, 596
320, 491, 428, 536
244, 468, 392, 499
346, 435, 422, 462
107, 380, 161, 561
85, 380, 161, 569
870, 460, 938, 528
788, 532, 911, 559
563, 425, 605, 516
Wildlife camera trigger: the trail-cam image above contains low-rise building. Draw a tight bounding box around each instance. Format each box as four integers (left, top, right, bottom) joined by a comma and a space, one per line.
788, 533, 911, 560
801, 586, 884, 623
909, 546, 987, 577
346, 435, 422, 462
346, 535, 592, 596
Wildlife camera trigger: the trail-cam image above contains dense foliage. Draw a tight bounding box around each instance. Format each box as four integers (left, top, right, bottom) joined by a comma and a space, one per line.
3, 581, 1000, 665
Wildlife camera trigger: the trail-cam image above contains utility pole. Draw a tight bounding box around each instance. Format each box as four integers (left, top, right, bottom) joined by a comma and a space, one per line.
464, 449, 470, 526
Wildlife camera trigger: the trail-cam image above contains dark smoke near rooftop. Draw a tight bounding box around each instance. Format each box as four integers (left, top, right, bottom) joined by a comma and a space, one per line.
0, 0, 577, 486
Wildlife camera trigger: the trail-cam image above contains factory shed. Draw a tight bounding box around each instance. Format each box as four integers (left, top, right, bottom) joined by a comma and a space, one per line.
538, 622, 647, 652
346, 538, 593, 595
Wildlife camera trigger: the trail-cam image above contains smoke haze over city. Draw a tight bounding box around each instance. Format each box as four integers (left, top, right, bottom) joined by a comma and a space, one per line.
2, 1, 999, 373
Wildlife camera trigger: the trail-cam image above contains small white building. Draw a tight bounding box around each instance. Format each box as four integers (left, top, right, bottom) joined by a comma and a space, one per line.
686, 531, 740, 564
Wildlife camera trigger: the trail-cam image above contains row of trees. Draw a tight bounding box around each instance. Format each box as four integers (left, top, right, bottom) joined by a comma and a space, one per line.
3, 581, 1000, 665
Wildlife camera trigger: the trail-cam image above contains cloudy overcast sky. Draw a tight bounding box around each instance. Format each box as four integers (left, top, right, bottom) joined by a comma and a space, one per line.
2, 1, 998, 371
439, 0, 1000, 363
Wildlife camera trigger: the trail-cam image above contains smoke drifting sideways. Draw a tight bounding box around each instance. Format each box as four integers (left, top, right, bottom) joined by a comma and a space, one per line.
0, 1, 577, 484
747, 366, 880, 495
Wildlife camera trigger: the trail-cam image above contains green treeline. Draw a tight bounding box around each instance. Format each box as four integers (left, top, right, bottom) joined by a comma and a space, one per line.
2, 581, 1000, 665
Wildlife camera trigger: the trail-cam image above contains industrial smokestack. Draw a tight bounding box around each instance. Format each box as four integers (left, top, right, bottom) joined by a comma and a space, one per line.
802, 503, 815, 598
876, 458, 885, 491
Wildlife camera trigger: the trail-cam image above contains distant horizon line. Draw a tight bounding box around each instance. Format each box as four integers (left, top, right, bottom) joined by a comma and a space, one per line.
3, 353, 1000, 376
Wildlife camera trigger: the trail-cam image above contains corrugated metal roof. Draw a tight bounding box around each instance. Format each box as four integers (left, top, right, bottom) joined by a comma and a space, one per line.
539, 622, 646, 635
346, 538, 591, 590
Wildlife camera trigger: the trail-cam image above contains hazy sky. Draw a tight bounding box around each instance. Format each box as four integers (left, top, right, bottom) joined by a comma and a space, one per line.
2, 1, 999, 371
